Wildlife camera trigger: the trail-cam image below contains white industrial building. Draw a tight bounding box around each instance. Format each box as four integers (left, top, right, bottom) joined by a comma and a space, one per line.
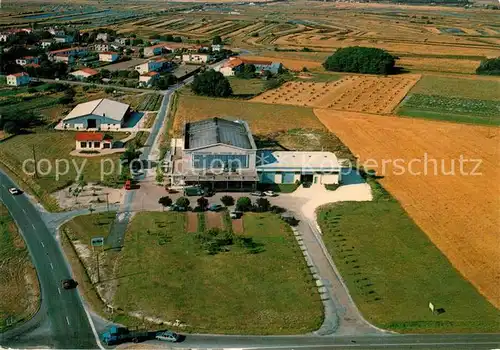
60, 98, 131, 130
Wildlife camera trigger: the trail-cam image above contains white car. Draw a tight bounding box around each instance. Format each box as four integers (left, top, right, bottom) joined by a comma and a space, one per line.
263, 190, 278, 197
155, 330, 180, 342
8, 187, 22, 195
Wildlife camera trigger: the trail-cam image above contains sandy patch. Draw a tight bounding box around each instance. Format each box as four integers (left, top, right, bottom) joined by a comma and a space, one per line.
52, 183, 124, 210
232, 218, 244, 234
314, 109, 500, 307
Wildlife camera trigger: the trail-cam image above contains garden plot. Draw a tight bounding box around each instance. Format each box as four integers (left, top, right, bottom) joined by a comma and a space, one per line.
252, 75, 420, 114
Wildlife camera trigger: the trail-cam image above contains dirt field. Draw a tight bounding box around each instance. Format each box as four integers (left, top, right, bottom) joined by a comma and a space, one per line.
232, 218, 244, 234
396, 57, 480, 74
252, 75, 420, 114
186, 212, 198, 233
206, 212, 223, 230
314, 109, 500, 308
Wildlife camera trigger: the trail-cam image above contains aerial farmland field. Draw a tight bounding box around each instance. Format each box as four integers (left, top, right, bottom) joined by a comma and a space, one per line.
314, 109, 500, 308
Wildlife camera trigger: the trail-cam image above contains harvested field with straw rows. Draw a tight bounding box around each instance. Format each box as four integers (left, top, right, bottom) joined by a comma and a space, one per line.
314, 109, 500, 308
252, 75, 420, 114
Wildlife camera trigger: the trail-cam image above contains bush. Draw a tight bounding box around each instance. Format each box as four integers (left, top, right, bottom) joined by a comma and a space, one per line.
197, 196, 209, 211
191, 70, 232, 97
176, 196, 190, 208
158, 196, 172, 207
255, 197, 271, 212
105, 87, 114, 94
236, 197, 252, 212
2, 121, 20, 134
220, 195, 235, 206
476, 57, 500, 76
323, 46, 396, 75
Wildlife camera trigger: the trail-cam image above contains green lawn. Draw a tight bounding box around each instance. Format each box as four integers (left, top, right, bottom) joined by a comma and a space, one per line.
408, 75, 500, 101
0, 204, 39, 331
62, 212, 116, 248
228, 77, 266, 97
112, 212, 323, 334
317, 181, 500, 333
0, 131, 123, 211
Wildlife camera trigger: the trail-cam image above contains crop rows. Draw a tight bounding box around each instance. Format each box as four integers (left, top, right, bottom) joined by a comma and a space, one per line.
137, 94, 163, 111
403, 94, 500, 117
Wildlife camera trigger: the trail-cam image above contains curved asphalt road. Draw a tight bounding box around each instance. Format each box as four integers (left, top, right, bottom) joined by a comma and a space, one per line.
0, 170, 99, 349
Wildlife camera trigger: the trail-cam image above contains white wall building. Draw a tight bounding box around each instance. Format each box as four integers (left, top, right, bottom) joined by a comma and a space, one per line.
99, 52, 119, 62
96, 33, 109, 42
93, 43, 110, 52
135, 60, 164, 74
70, 68, 99, 79
182, 53, 211, 64
61, 98, 131, 130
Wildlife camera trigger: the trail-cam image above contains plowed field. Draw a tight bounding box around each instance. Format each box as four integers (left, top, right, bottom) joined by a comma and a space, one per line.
314, 109, 500, 308
252, 75, 420, 114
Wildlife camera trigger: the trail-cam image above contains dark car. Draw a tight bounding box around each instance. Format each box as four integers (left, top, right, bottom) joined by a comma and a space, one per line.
62, 279, 78, 290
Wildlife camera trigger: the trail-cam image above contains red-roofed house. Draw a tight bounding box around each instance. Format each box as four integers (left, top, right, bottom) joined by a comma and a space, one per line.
75, 132, 112, 150
99, 52, 119, 62
49, 47, 88, 60
144, 43, 166, 57
6, 72, 30, 86
219, 58, 244, 76
70, 68, 99, 80
15, 56, 40, 66
139, 71, 160, 87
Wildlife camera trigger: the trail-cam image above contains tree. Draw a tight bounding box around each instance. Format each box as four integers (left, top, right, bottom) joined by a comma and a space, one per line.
323, 46, 396, 75
176, 196, 190, 208
235, 64, 256, 79
191, 69, 232, 97
158, 196, 172, 209
236, 197, 252, 212
476, 57, 500, 76
2, 121, 20, 135
212, 35, 222, 45
121, 144, 141, 165
197, 196, 209, 211
255, 198, 271, 212
105, 87, 114, 94
220, 195, 234, 207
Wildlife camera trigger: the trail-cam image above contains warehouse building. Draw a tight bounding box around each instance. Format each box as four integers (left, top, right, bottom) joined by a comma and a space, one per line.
60, 98, 131, 130
167, 117, 341, 190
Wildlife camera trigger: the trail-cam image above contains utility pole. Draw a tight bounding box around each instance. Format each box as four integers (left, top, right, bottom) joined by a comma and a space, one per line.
96, 252, 100, 284
32, 145, 39, 179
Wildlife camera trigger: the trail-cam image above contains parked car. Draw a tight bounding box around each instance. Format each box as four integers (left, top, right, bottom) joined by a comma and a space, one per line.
169, 204, 187, 212
230, 209, 243, 219
250, 191, 264, 197
263, 190, 277, 197
62, 279, 78, 290
208, 204, 223, 212
155, 330, 180, 342
8, 187, 22, 195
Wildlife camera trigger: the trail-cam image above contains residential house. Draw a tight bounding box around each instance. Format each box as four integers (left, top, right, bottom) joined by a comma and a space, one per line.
75, 132, 112, 150
54, 35, 74, 44
93, 43, 110, 52
139, 71, 160, 87
182, 53, 212, 64
96, 33, 109, 42
240, 58, 282, 74
99, 52, 119, 62
61, 98, 131, 130
70, 67, 99, 80
53, 54, 75, 64
6, 72, 30, 86
144, 43, 165, 57
15, 56, 40, 66
114, 37, 128, 45
134, 58, 166, 74
49, 46, 88, 58
219, 58, 244, 77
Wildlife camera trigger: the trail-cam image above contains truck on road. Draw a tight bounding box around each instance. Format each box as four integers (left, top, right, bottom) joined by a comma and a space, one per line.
101, 326, 150, 345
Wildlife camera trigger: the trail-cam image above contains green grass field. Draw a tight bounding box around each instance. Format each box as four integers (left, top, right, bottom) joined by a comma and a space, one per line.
317, 181, 500, 333
0, 204, 39, 331
228, 77, 266, 97
397, 94, 500, 126
112, 212, 323, 334
0, 131, 122, 211
408, 75, 500, 101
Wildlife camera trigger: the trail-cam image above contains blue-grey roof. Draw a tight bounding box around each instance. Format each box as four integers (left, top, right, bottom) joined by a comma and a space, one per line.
184, 117, 256, 150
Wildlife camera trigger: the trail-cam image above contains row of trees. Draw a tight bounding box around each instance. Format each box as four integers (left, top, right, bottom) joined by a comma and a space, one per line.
476, 57, 500, 76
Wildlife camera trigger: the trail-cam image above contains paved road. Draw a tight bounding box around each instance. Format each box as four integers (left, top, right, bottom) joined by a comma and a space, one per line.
0, 170, 100, 349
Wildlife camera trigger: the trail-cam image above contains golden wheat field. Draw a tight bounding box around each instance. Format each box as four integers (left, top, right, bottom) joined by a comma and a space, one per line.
314, 109, 500, 308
